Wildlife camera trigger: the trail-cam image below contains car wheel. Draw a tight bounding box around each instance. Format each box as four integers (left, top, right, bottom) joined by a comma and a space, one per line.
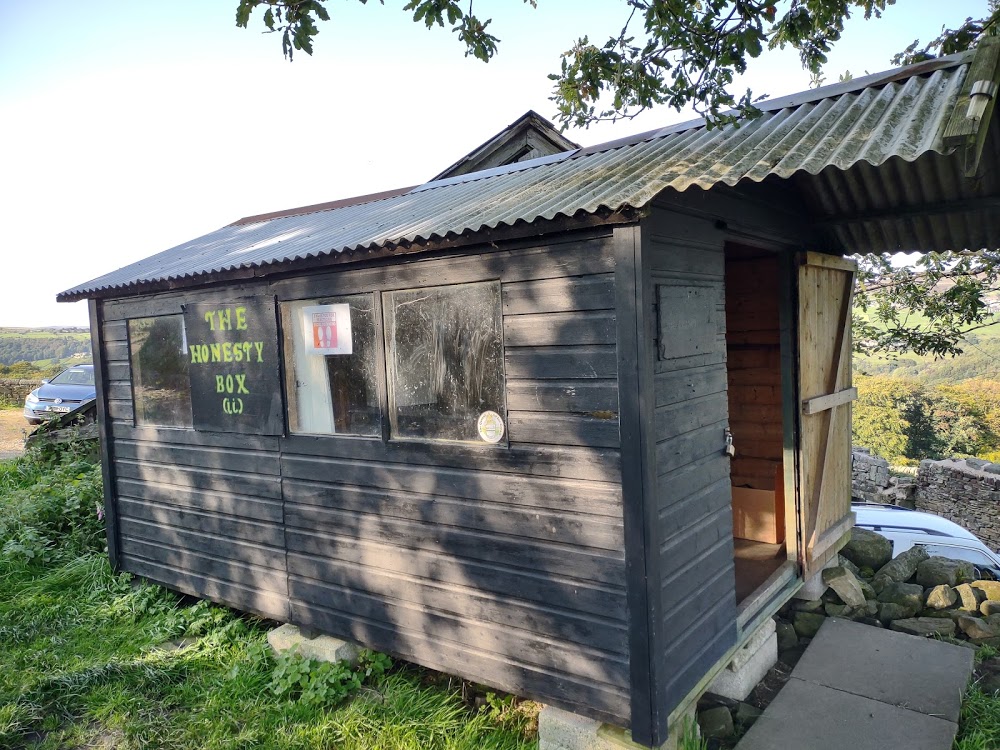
26, 419, 42, 425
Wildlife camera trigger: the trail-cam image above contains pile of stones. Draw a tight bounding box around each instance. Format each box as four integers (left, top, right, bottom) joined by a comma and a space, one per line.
778, 527, 1000, 653
697, 526, 1000, 746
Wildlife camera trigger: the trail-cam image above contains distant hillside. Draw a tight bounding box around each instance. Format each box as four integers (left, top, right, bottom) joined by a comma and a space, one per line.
0, 327, 91, 367
854, 323, 1000, 385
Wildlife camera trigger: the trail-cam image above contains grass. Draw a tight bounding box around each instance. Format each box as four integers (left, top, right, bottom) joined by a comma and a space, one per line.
0, 329, 89, 340
0, 447, 539, 750
955, 645, 1000, 750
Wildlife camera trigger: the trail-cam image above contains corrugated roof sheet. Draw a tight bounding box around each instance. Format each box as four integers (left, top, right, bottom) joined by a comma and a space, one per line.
59, 49, 997, 302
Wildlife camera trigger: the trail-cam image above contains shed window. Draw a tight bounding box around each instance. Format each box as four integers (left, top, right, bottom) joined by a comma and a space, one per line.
128, 315, 193, 427
282, 295, 381, 436
384, 281, 505, 443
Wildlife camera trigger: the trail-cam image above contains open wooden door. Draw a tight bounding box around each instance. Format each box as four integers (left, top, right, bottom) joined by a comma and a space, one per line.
796, 252, 858, 577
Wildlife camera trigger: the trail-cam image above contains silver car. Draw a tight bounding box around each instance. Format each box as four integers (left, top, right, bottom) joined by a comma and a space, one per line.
853, 502, 1000, 579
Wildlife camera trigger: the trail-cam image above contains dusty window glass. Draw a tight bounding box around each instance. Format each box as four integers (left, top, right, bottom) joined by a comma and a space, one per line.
128, 315, 193, 427
281, 294, 380, 436
384, 282, 505, 443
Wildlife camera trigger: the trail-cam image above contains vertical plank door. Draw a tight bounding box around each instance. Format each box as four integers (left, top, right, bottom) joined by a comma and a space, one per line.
796, 252, 858, 577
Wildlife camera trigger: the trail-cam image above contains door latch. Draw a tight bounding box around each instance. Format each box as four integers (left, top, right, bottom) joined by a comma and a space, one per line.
724, 428, 735, 458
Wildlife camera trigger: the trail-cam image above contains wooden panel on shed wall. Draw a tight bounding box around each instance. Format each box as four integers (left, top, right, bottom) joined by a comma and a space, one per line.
278, 235, 630, 725
101, 230, 630, 728
102, 304, 289, 622
643, 208, 737, 742
725, 249, 783, 491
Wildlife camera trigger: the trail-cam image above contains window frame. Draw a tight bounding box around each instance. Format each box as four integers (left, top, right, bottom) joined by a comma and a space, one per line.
279, 292, 389, 441
126, 313, 194, 430
381, 280, 508, 447
278, 279, 509, 448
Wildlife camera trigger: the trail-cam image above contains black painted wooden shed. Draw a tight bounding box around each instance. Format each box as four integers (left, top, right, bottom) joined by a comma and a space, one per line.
60, 44, 1000, 748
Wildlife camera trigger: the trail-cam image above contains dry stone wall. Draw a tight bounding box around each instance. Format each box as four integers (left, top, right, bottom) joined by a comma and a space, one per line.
0, 378, 42, 406
916, 458, 1000, 552
851, 447, 916, 506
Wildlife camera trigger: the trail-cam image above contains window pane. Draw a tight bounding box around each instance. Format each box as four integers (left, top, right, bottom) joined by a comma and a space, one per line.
384, 282, 505, 443
282, 295, 380, 436
128, 315, 192, 427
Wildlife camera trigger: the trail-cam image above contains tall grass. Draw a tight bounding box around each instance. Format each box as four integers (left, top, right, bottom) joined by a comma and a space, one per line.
0, 448, 538, 750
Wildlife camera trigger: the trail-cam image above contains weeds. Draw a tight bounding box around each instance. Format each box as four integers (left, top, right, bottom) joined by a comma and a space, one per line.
0, 449, 537, 750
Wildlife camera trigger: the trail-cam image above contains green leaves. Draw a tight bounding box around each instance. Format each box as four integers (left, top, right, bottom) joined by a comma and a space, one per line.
233, 0, 997, 130
234, 1, 332, 60
269, 648, 391, 708
853, 251, 1000, 358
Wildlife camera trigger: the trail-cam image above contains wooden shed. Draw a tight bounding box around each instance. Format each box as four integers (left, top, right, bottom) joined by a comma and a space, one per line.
59, 44, 1000, 748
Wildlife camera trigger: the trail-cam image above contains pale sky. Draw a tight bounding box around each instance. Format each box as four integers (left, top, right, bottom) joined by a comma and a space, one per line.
0, 1, 988, 326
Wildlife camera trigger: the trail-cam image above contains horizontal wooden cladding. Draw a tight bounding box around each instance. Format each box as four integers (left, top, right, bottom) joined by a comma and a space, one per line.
120, 534, 286, 593
119, 516, 285, 578
285, 507, 623, 584
292, 594, 630, 727
116, 459, 281, 500
731, 457, 782, 490
657, 457, 732, 529
654, 589, 734, 718
728, 383, 780, 406
280, 454, 621, 518
112, 422, 280, 451
284, 479, 623, 551
287, 575, 628, 686
655, 392, 728, 444
727, 367, 782, 387
655, 365, 727, 408
507, 380, 618, 414
505, 345, 617, 380
280, 433, 620, 484
728, 420, 783, 442
115, 439, 280, 476
103, 320, 128, 342
656, 421, 727, 477
118, 496, 282, 547
502, 275, 615, 316
658, 501, 733, 574
106, 382, 132, 401
107, 362, 131, 382
268, 235, 617, 302
287, 550, 626, 652
503, 311, 616, 347
116, 478, 281, 522
105, 340, 129, 362
107, 399, 134, 422
508, 411, 619, 449
285, 530, 624, 619
120, 553, 289, 621
647, 241, 725, 278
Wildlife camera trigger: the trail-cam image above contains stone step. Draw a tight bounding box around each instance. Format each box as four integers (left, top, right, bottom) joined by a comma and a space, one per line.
736, 617, 974, 750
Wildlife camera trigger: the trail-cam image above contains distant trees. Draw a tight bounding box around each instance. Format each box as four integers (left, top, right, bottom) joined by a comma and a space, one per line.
0, 337, 90, 367
853, 375, 1000, 463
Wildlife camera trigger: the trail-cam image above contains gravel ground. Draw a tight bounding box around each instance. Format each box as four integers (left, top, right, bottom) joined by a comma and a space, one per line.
0, 408, 29, 460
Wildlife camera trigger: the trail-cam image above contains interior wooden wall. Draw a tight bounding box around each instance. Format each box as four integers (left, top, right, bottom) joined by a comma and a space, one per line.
725, 245, 783, 491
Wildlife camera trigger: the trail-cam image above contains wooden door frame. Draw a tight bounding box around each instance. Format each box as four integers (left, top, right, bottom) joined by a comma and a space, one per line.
778, 249, 804, 576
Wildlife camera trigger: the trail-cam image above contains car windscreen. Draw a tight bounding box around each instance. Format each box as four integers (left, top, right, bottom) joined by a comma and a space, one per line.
49, 368, 94, 386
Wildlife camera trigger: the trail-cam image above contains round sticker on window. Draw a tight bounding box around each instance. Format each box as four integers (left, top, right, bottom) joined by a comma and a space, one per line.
477, 411, 505, 444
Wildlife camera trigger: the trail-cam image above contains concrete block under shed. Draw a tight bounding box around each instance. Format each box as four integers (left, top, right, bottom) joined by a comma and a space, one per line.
538, 704, 698, 750
267, 623, 360, 666
708, 618, 777, 700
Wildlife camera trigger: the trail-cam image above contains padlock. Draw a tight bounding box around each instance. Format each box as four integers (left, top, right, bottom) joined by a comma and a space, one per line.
724, 428, 735, 458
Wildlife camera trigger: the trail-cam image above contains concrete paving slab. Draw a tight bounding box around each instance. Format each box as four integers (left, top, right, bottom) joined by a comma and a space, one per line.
736, 678, 958, 750
791, 618, 973, 722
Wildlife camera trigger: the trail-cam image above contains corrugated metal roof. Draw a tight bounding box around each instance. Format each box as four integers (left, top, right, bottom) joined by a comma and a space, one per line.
59, 49, 997, 302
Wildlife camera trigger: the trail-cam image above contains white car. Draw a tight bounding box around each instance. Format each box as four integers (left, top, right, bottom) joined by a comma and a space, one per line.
852, 503, 1000, 580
